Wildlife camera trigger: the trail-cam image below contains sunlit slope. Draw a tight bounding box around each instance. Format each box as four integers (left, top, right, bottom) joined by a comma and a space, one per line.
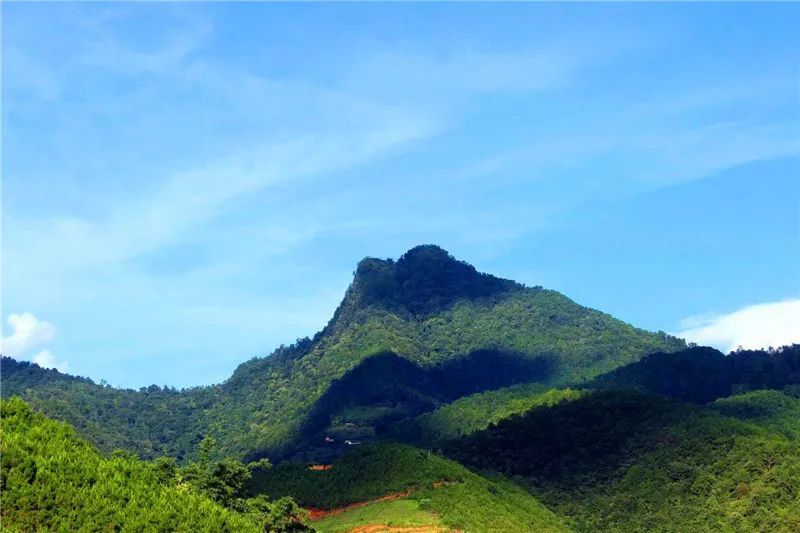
711, 389, 800, 438
394, 384, 583, 446
248, 441, 570, 533
313, 499, 446, 533
0, 397, 262, 532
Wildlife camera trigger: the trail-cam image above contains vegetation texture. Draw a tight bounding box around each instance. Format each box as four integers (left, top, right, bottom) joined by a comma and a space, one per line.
249, 441, 568, 532
313, 499, 443, 533
589, 344, 800, 403
450, 389, 800, 532
395, 384, 584, 446
0, 397, 263, 532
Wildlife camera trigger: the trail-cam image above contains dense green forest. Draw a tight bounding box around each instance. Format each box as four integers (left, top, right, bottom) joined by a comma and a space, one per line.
0, 397, 311, 532
449, 389, 800, 531
1, 245, 683, 462
249, 441, 568, 532
1, 357, 214, 460
389, 344, 800, 452
590, 344, 800, 403
711, 389, 800, 438
395, 385, 584, 446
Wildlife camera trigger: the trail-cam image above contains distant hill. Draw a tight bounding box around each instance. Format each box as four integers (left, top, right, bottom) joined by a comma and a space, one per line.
448, 388, 800, 531
2, 245, 684, 462
1, 356, 214, 460
711, 388, 800, 438
589, 344, 800, 403
389, 344, 800, 452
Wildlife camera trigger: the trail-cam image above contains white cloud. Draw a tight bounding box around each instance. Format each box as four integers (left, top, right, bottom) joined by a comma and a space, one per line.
31, 349, 69, 374
2, 313, 67, 372
2, 312, 55, 358
676, 298, 800, 353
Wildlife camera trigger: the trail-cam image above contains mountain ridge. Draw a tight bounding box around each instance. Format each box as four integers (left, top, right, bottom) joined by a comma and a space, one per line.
345, 245, 521, 317
2, 244, 684, 462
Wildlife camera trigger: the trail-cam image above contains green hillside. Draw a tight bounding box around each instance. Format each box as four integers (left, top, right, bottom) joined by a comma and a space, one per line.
711, 389, 800, 438
2, 245, 683, 462
1, 395, 565, 532
1, 358, 214, 461
589, 344, 800, 403
0, 397, 271, 532
395, 384, 584, 446
248, 441, 569, 532
449, 389, 800, 532
313, 499, 445, 532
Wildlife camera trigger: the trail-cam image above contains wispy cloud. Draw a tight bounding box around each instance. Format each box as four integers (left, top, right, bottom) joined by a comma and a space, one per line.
3, 6, 450, 385
5, 4, 797, 387
676, 298, 800, 353
345, 48, 584, 105
9, 115, 435, 277
451, 79, 799, 199
5, 6, 440, 279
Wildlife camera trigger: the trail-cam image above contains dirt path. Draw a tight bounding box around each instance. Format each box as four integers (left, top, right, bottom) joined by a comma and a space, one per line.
347, 526, 449, 533
306, 490, 413, 520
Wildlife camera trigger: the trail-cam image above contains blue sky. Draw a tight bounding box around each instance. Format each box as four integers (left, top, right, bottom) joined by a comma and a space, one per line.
3, 3, 799, 388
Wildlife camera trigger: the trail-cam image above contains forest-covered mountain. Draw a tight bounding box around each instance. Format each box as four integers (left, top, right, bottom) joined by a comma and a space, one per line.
5, 245, 798, 531
5, 359, 799, 532
2, 245, 683, 462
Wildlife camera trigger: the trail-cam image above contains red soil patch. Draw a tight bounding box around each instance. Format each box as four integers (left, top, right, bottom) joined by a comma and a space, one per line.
347, 526, 449, 533
306, 490, 412, 520
308, 464, 333, 471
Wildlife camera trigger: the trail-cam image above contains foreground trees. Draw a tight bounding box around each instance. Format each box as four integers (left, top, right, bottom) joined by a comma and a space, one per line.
0, 398, 311, 532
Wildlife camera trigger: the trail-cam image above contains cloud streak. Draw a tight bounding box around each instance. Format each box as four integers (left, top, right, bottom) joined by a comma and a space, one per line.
5, 4, 798, 387
676, 298, 800, 353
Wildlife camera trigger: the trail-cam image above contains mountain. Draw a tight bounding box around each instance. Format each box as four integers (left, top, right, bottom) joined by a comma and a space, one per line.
376, 344, 800, 531
2, 245, 684, 462
4, 246, 800, 531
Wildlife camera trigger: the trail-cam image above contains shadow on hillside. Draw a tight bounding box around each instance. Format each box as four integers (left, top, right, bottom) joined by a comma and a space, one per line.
586, 345, 800, 404
447, 389, 683, 491
247, 349, 555, 462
